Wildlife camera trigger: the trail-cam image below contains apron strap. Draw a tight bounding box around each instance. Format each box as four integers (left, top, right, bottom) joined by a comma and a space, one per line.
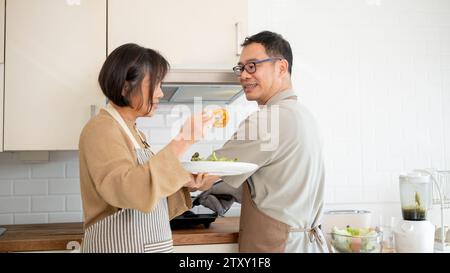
289, 226, 324, 245
285, 95, 298, 101
104, 104, 142, 150
136, 129, 151, 149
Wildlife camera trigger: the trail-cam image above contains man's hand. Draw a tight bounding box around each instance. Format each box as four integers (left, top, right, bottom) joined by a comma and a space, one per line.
185, 173, 220, 192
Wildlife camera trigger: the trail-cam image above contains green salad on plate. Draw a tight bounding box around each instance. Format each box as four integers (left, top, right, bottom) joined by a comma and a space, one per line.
190, 152, 238, 162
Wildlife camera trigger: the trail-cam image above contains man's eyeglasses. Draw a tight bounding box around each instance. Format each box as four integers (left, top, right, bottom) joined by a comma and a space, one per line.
232, 57, 283, 76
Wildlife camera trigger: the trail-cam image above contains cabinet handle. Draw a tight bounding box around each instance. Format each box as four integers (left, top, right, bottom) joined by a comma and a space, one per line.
235, 22, 242, 56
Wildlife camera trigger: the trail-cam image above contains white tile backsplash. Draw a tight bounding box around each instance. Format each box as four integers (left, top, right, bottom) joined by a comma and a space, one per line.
136, 113, 166, 128
13, 180, 48, 196
361, 187, 380, 203
14, 213, 48, 225
0, 214, 13, 225
48, 179, 80, 195
48, 212, 82, 224
66, 195, 82, 212
65, 162, 79, 178
31, 196, 65, 212
145, 128, 176, 145
0, 165, 29, 179
0, 180, 13, 196
0, 197, 30, 214
0, 0, 449, 226
333, 187, 363, 203
31, 163, 65, 179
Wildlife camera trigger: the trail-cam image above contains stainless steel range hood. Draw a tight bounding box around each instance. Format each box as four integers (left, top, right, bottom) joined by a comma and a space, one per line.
161, 69, 243, 104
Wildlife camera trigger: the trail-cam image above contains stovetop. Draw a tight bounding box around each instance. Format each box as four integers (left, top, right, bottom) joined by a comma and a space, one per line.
170, 211, 218, 229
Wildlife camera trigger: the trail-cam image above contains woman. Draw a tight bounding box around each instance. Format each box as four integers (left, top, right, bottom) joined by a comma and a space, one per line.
79, 43, 213, 253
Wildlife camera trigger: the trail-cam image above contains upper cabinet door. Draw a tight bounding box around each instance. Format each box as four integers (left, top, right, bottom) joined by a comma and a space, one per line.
108, 0, 248, 69
4, 0, 106, 151
0, 0, 4, 63
0, 64, 3, 152
0, 0, 5, 152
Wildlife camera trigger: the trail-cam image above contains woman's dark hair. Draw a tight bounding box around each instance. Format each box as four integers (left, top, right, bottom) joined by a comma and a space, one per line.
98, 43, 169, 113
241, 31, 293, 74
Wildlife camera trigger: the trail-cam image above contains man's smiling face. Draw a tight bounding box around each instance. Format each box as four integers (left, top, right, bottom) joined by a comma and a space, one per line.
237, 43, 285, 105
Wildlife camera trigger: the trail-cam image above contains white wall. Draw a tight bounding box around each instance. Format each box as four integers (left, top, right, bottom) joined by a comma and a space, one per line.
1, 0, 449, 226
247, 0, 450, 224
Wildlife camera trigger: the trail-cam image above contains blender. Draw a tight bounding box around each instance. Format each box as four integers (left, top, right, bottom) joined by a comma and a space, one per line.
393, 171, 435, 253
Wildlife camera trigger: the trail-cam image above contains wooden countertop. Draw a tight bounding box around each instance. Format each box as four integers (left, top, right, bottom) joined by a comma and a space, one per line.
0, 217, 239, 252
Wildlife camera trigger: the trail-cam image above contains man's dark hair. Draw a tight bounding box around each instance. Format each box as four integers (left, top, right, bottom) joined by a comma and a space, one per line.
241, 31, 293, 74
98, 43, 169, 113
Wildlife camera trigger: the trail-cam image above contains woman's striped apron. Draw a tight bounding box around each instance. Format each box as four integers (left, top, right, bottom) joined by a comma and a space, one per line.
81, 104, 173, 253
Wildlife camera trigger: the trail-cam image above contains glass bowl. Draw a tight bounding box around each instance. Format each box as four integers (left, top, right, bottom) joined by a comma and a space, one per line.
329, 231, 383, 253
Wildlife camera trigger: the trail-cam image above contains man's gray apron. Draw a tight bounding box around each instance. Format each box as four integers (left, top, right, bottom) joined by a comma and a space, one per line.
81, 104, 173, 253
239, 181, 328, 253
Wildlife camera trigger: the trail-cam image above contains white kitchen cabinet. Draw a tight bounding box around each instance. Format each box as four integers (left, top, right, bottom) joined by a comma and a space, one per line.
108, 0, 248, 69
4, 0, 107, 151
0, 0, 5, 63
0, 0, 4, 151
0, 64, 4, 152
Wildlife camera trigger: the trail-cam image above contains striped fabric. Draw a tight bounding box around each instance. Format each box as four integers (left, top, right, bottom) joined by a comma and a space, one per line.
81, 148, 174, 253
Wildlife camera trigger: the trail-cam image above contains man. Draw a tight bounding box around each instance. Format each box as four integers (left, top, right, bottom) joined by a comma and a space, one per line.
199, 31, 328, 253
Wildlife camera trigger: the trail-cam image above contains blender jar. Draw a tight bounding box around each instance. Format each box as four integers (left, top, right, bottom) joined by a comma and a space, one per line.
399, 172, 432, 221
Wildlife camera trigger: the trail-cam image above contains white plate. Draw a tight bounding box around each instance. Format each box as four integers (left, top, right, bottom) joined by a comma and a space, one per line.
181, 161, 258, 176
